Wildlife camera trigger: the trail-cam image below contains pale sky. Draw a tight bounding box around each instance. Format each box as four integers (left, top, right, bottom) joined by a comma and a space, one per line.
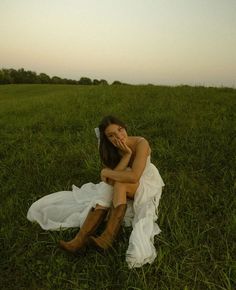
0, 0, 235, 87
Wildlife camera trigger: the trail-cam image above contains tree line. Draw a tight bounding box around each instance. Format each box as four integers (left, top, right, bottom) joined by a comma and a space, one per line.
0, 68, 125, 85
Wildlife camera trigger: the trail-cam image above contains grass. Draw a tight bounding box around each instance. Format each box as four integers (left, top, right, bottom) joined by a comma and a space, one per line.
0, 84, 235, 290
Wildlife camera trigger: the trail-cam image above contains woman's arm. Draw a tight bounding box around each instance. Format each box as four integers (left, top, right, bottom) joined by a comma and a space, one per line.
113, 152, 132, 171
101, 139, 150, 184
102, 140, 132, 185
103, 153, 131, 185
112, 138, 132, 171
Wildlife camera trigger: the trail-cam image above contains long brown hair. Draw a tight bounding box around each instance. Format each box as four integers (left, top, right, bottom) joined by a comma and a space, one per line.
98, 115, 127, 169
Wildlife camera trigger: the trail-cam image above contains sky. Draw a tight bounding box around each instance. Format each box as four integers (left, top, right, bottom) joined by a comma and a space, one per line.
0, 0, 236, 87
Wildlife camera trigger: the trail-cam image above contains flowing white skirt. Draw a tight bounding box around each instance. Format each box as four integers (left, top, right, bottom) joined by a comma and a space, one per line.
27, 160, 164, 268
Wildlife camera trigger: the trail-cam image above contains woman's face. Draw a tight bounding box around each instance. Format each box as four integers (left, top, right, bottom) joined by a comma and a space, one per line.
104, 124, 128, 147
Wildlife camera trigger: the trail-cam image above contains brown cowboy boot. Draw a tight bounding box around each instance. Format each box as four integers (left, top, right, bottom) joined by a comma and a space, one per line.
89, 203, 127, 250
59, 207, 108, 253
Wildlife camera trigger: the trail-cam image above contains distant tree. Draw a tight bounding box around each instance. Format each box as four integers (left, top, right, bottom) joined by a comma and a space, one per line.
93, 79, 100, 85
65, 79, 77, 85
7, 68, 19, 83
99, 79, 108, 85
0, 70, 3, 84
0, 67, 107, 85
61, 78, 69, 84
0, 69, 13, 84
112, 80, 123, 85
25, 70, 39, 83
92, 79, 109, 85
0, 69, 10, 84
39, 73, 51, 84
51, 76, 63, 84
79, 77, 92, 85
17, 68, 26, 83
13, 68, 38, 83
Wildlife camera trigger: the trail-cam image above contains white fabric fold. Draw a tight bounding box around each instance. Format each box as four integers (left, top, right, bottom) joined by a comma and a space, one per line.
125, 162, 164, 268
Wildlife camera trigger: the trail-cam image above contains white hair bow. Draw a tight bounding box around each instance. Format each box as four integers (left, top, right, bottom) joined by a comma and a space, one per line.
94, 127, 100, 146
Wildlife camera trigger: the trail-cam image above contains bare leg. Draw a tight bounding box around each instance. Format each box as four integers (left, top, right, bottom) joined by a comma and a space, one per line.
112, 181, 139, 208
89, 182, 139, 250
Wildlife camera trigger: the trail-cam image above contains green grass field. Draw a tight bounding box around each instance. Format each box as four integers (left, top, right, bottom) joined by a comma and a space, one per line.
0, 84, 235, 290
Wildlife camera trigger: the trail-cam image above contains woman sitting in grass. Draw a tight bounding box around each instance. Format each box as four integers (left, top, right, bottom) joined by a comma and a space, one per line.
27, 115, 164, 268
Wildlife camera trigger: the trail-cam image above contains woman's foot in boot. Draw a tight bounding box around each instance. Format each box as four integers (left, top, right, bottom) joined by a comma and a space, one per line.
59, 207, 108, 253
89, 204, 127, 250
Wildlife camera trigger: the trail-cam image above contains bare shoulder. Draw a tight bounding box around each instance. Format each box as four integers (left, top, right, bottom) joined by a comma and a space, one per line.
134, 137, 151, 155
130, 137, 151, 176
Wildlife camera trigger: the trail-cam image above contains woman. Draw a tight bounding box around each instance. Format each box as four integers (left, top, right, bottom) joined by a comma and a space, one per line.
27, 115, 164, 268
60, 115, 159, 251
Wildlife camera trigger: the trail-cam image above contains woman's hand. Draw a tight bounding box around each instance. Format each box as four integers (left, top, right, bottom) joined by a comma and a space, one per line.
101, 168, 111, 183
101, 168, 114, 186
116, 139, 132, 155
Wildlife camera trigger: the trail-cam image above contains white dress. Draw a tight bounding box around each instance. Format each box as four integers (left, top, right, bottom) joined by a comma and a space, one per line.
27, 156, 165, 268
